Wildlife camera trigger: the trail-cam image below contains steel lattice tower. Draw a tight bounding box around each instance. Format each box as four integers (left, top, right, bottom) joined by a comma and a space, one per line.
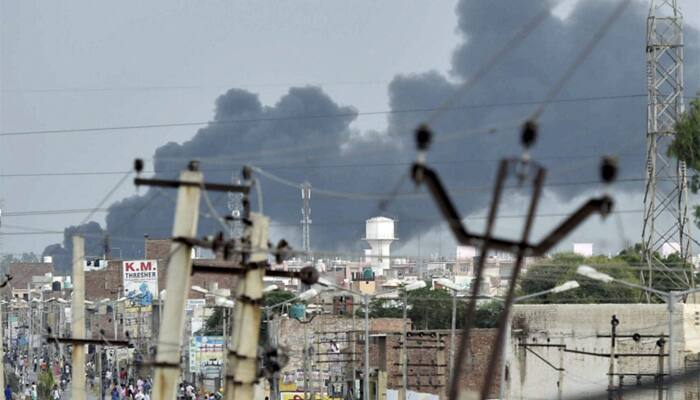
641, 0, 691, 293
301, 182, 312, 255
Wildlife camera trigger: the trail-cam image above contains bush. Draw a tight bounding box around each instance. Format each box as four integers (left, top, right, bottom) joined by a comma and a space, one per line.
37, 370, 55, 400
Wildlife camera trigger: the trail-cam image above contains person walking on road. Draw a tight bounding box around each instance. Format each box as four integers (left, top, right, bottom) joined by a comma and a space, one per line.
51, 384, 61, 400
4, 384, 11, 400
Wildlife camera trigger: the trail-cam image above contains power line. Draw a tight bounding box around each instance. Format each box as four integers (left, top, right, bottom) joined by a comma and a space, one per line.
0, 93, 648, 137
0, 208, 645, 235
0, 79, 391, 94
0, 152, 643, 178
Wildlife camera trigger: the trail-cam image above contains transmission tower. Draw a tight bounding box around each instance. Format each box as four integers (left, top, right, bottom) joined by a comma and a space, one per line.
301, 182, 312, 256
228, 175, 244, 239
641, 0, 691, 293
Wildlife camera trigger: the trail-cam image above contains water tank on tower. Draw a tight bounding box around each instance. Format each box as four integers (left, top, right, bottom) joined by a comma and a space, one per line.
364, 216, 397, 276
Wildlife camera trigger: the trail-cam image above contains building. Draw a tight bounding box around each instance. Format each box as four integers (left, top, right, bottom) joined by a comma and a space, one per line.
8, 260, 54, 300
84, 237, 241, 340
573, 243, 594, 257
271, 314, 500, 399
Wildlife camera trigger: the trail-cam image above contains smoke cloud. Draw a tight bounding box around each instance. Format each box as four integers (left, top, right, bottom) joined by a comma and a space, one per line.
44, 0, 700, 269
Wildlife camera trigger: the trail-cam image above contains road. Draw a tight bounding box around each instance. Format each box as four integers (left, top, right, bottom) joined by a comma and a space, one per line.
8, 366, 100, 400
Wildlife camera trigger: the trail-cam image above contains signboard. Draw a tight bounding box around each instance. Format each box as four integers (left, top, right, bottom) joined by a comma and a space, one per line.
186, 299, 206, 311
122, 260, 158, 306
189, 336, 225, 374
122, 260, 158, 339
280, 394, 336, 400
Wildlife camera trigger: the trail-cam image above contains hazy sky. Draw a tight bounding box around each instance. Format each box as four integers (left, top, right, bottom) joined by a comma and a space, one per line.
1, 0, 699, 256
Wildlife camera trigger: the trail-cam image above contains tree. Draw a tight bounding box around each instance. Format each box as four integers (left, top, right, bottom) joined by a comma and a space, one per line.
667, 95, 700, 221
261, 290, 297, 346
362, 284, 500, 329
263, 290, 296, 310
37, 370, 55, 400
1, 252, 41, 275
519, 253, 642, 303
198, 307, 224, 336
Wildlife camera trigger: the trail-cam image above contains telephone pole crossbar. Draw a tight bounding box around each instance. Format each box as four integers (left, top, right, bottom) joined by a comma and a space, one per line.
412, 124, 615, 400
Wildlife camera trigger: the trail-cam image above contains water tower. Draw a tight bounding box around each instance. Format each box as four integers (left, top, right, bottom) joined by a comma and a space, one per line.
363, 216, 397, 276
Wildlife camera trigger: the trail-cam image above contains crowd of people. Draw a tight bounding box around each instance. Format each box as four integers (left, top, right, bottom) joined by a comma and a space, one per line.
5, 351, 226, 399
3, 349, 70, 399
177, 382, 223, 400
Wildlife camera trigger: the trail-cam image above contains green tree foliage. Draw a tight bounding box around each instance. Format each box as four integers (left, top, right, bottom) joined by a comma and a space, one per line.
519, 253, 643, 303
261, 290, 297, 346
37, 370, 55, 400
263, 290, 296, 311
667, 96, 700, 222
198, 307, 224, 336
475, 301, 504, 328
502, 249, 696, 304
363, 284, 501, 329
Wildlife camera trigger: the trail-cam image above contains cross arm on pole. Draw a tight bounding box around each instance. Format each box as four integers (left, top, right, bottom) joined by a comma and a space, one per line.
134, 178, 250, 193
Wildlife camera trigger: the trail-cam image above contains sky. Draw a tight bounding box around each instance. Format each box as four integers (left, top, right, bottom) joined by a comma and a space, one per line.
1, 0, 699, 259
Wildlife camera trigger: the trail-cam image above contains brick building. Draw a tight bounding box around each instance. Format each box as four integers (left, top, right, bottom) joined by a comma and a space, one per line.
272, 314, 499, 399
8, 261, 54, 299
85, 237, 241, 339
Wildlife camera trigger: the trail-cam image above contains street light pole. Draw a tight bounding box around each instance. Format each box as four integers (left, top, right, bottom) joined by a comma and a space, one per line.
364, 294, 370, 400
401, 289, 408, 400
450, 292, 457, 377
667, 293, 676, 400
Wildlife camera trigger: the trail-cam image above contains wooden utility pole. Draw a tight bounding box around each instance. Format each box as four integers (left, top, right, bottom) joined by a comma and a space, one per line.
72, 236, 86, 400
152, 167, 203, 400
226, 212, 269, 400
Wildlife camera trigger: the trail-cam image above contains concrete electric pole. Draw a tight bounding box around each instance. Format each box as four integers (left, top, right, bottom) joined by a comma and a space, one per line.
226, 212, 269, 400
152, 166, 203, 400
72, 236, 86, 400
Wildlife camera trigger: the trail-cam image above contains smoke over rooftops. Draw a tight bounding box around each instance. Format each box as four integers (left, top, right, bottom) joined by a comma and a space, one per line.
43, 0, 700, 268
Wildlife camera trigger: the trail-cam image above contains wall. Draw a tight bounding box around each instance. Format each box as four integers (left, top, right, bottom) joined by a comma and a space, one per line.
8, 262, 53, 294
509, 304, 700, 400
273, 315, 499, 399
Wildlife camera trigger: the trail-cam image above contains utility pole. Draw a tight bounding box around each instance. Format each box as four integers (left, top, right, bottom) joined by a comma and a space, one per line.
72, 236, 86, 400
152, 165, 203, 400
641, 0, 690, 295
0, 298, 4, 393
401, 290, 408, 400
364, 294, 370, 400
351, 300, 357, 399
27, 283, 32, 365
608, 315, 619, 400
226, 212, 269, 400
657, 338, 666, 400
303, 320, 310, 399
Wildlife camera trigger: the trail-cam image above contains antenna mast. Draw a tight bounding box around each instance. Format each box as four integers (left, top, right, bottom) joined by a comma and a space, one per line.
301, 182, 312, 257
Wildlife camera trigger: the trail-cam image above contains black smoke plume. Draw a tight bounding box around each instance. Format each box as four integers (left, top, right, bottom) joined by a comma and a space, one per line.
45, 0, 700, 269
